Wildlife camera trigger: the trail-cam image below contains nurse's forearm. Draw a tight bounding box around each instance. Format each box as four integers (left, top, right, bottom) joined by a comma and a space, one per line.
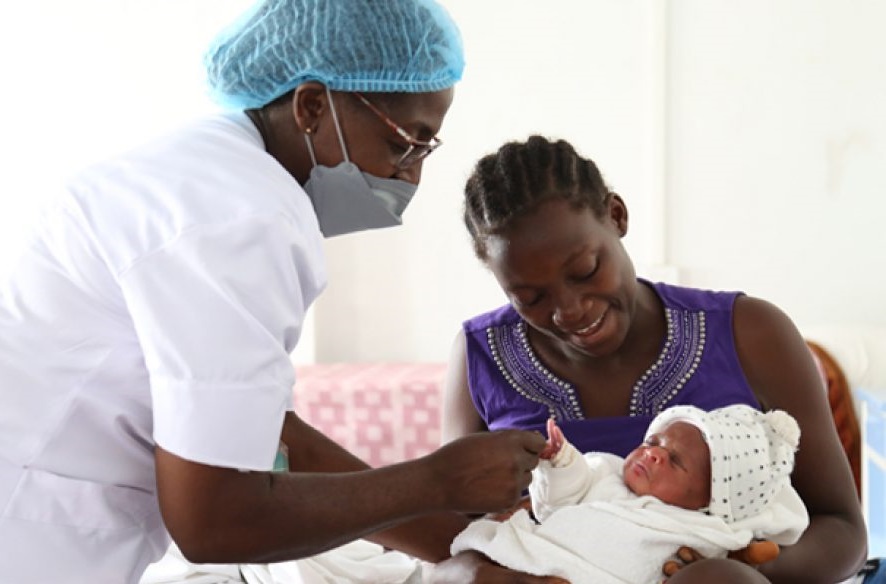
281, 411, 468, 561
280, 410, 373, 473
155, 413, 466, 564
365, 512, 468, 561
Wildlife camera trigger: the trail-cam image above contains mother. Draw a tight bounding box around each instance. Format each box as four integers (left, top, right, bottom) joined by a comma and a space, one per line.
439, 135, 867, 583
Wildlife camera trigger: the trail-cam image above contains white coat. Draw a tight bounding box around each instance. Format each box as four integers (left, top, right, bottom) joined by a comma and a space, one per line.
0, 113, 326, 582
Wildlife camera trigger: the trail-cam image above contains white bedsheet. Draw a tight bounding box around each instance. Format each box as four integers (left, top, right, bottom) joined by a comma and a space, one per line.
140, 540, 422, 584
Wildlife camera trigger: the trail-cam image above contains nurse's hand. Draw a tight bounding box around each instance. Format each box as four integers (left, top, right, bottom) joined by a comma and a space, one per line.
428, 550, 569, 584
424, 430, 545, 514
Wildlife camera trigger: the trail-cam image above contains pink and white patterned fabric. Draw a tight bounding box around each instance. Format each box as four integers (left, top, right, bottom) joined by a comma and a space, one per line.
293, 363, 446, 468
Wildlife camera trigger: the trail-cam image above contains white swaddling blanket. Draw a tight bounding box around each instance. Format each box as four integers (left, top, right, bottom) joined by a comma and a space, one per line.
451, 452, 808, 584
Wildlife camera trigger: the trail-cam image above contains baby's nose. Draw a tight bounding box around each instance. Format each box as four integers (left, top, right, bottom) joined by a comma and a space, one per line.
644, 445, 667, 464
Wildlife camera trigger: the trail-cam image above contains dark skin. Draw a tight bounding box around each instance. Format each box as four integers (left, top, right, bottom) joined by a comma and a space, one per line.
438, 197, 867, 583
245, 82, 444, 186
155, 83, 550, 567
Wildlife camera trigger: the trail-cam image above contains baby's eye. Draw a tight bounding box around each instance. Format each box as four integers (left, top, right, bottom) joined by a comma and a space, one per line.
668, 451, 690, 471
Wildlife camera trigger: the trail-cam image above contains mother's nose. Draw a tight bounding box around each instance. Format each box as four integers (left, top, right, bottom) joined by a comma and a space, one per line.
551, 290, 588, 329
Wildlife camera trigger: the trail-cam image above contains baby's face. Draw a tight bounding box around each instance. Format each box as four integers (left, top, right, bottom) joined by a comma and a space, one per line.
622, 421, 711, 510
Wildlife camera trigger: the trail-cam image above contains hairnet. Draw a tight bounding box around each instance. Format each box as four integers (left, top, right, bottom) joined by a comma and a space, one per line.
204, 0, 465, 109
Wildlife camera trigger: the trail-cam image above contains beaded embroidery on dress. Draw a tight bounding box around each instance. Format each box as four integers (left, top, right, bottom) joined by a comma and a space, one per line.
486, 307, 707, 420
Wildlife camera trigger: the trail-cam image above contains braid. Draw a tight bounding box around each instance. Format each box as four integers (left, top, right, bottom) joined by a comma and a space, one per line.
464, 135, 612, 260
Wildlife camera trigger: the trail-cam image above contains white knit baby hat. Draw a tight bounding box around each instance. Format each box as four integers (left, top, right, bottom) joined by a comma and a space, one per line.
645, 404, 800, 523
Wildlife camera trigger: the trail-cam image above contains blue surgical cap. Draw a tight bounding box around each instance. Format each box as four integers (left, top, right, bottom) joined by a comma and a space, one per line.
204, 0, 465, 110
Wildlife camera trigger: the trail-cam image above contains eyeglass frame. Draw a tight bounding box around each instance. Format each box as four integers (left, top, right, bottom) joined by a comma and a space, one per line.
353, 92, 442, 170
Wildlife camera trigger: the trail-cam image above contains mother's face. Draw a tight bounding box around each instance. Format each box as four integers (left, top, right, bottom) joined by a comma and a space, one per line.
485, 197, 637, 358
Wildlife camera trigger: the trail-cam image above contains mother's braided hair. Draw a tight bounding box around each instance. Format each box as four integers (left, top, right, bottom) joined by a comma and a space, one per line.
463, 135, 613, 261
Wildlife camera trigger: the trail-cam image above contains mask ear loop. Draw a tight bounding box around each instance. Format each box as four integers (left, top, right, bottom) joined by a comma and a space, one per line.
325, 86, 351, 163
302, 86, 351, 167
303, 132, 318, 166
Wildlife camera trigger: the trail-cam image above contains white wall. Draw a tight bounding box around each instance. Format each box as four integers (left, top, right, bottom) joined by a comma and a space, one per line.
1, 1, 883, 365
315, 0, 886, 362
314, 0, 669, 362
0, 0, 248, 262
665, 1, 886, 327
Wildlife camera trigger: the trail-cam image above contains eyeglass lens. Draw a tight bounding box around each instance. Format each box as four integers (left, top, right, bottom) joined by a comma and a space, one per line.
354, 92, 441, 169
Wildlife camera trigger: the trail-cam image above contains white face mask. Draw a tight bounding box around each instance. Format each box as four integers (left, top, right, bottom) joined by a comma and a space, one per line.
302, 88, 418, 238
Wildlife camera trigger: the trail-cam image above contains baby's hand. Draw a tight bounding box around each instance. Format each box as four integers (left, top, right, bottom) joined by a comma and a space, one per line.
539, 418, 565, 460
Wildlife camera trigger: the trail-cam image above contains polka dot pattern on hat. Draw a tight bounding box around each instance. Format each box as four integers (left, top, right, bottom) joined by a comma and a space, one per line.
645, 404, 800, 524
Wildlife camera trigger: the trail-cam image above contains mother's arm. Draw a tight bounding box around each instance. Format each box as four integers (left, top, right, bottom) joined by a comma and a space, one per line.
442, 330, 486, 443
733, 295, 868, 583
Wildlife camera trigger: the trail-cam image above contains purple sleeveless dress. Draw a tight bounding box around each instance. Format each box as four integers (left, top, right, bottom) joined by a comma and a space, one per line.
463, 279, 761, 458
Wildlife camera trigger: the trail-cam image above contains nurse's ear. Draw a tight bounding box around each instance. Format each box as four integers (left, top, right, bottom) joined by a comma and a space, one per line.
293, 82, 327, 135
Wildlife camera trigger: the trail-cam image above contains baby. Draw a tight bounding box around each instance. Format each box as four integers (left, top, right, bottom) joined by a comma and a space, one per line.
451, 404, 810, 584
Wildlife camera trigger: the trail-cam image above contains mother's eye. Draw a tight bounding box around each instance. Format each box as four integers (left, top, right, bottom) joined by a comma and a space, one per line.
575, 265, 598, 282
512, 292, 542, 308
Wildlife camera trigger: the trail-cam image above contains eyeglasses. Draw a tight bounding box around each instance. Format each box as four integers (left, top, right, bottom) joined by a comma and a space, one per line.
353, 92, 442, 170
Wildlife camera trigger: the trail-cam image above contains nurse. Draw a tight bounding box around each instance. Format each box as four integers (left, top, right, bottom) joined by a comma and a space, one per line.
0, 1, 549, 582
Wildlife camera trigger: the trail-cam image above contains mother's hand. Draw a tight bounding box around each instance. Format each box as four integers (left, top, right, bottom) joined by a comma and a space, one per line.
429, 551, 569, 584
727, 540, 780, 566
663, 541, 780, 580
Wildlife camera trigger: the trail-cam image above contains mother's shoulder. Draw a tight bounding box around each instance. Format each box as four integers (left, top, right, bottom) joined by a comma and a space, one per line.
641, 278, 744, 314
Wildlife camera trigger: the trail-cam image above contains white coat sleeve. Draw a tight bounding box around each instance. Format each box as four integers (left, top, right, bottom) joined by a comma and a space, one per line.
118, 214, 318, 471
